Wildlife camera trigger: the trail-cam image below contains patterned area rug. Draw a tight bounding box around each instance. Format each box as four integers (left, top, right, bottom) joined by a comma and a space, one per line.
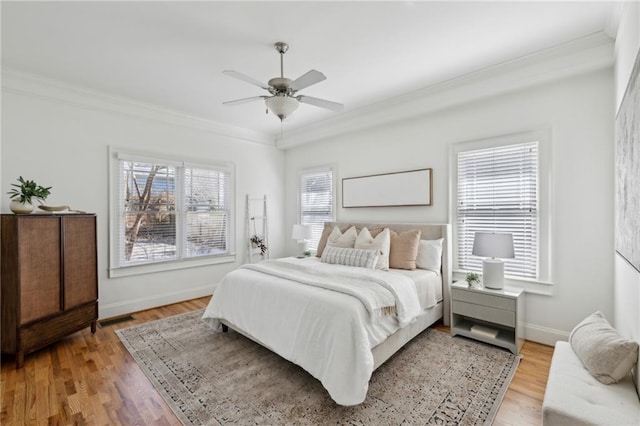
116, 310, 520, 425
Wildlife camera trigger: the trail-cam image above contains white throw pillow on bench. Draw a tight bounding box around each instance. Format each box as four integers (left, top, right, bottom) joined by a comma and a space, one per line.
569, 311, 639, 384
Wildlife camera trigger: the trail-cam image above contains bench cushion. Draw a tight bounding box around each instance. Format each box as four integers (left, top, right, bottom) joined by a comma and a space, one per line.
542, 341, 640, 426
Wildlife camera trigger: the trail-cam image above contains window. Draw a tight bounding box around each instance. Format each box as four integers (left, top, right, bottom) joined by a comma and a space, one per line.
454, 135, 545, 281
299, 166, 335, 251
110, 149, 234, 276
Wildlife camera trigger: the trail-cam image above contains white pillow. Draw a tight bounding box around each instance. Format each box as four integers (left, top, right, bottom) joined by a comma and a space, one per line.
416, 238, 444, 272
355, 227, 390, 270
320, 246, 379, 269
569, 311, 639, 384
326, 225, 357, 249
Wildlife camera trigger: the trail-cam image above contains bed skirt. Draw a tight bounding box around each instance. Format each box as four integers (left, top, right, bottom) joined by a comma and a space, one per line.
372, 301, 443, 370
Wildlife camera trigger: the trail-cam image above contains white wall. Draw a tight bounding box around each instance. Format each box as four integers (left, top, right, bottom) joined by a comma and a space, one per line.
613, 1, 640, 391
285, 68, 614, 345
1, 75, 286, 319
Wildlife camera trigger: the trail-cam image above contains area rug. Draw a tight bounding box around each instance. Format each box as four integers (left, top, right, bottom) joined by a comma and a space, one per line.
116, 310, 520, 425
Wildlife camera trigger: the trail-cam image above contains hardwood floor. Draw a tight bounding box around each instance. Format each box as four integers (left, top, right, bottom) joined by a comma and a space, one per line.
2, 297, 553, 425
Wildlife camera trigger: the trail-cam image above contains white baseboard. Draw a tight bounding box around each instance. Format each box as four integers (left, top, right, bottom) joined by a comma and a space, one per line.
99, 283, 216, 319
525, 322, 569, 346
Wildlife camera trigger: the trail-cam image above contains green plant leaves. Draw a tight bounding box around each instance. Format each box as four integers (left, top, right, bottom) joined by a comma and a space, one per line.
7, 176, 52, 204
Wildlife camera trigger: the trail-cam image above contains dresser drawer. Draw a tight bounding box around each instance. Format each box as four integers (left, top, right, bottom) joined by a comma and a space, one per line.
452, 300, 515, 327
20, 302, 97, 351
452, 288, 515, 311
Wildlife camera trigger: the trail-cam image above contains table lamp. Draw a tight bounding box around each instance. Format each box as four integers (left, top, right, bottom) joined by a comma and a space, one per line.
472, 232, 515, 289
292, 224, 313, 257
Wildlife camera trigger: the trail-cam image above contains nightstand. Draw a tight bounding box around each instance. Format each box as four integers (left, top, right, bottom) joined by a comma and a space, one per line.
450, 281, 524, 355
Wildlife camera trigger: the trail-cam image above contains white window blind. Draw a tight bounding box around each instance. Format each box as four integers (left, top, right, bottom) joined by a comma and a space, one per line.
299, 167, 334, 251
116, 155, 232, 269
457, 141, 538, 279
183, 167, 230, 258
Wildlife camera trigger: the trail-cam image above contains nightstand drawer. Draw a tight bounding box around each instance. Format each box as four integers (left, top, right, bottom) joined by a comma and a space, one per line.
452, 300, 515, 327
452, 288, 515, 311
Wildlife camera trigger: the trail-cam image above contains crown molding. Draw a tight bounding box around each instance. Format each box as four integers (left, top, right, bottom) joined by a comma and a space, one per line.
1, 68, 275, 146
276, 32, 614, 150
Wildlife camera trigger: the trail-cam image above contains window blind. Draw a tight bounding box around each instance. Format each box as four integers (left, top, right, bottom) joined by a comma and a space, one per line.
299, 168, 334, 251
183, 167, 230, 258
457, 141, 538, 279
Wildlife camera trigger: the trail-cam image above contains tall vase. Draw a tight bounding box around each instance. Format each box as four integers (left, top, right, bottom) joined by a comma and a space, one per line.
9, 200, 34, 214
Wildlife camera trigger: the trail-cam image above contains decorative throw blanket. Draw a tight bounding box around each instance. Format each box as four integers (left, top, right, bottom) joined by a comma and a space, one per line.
242, 258, 420, 325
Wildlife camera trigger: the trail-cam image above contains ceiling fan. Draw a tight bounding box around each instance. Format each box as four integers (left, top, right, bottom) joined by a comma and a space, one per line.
223, 42, 343, 121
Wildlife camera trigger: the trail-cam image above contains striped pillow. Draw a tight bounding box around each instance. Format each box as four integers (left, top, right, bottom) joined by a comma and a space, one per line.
320, 246, 379, 269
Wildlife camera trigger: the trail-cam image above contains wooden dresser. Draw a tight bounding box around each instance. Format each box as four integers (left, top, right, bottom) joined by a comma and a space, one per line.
1, 213, 98, 367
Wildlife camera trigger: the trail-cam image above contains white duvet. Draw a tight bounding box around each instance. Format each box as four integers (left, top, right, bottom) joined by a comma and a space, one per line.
201, 257, 422, 405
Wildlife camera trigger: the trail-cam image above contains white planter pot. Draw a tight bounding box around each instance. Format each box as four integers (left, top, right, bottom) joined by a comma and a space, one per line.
9, 200, 34, 214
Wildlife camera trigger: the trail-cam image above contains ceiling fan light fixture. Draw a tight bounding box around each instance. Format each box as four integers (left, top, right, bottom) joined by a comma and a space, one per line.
265, 95, 299, 121
224, 41, 342, 122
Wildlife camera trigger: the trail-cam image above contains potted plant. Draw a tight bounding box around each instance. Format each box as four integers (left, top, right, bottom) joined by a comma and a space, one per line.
7, 176, 52, 214
250, 234, 268, 257
465, 272, 481, 288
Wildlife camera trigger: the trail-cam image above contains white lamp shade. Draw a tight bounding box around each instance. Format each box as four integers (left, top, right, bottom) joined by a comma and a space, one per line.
266, 96, 299, 120
292, 224, 312, 241
472, 232, 515, 259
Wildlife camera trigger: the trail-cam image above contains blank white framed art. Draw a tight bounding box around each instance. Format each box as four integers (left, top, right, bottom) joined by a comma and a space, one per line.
342, 168, 432, 208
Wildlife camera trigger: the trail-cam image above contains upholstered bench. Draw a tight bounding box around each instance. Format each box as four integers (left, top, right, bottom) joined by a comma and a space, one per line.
542, 341, 640, 425
542, 312, 640, 426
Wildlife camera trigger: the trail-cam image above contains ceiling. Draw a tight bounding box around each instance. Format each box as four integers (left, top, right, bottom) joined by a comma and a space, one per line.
1, 1, 618, 141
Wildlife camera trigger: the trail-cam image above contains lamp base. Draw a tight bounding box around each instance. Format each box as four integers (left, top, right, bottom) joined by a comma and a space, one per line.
296, 241, 308, 258
482, 258, 504, 289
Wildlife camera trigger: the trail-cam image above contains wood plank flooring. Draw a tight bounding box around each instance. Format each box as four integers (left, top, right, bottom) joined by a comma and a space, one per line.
2, 297, 553, 425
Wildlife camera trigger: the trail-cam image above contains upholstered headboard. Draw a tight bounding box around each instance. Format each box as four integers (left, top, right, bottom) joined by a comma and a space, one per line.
327, 222, 452, 326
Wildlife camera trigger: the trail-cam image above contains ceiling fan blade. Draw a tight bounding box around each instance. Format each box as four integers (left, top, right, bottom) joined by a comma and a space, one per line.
290, 70, 326, 92
297, 95, 344, 112
223, 70, 269, 90
223, 96, 267, 106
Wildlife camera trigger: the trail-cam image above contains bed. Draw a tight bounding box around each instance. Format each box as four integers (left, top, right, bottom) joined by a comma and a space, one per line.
202, 222, 451, 406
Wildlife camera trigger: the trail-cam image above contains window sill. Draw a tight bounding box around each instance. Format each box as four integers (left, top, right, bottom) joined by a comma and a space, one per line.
453, 270, 554, 296
109, 254, 236, 278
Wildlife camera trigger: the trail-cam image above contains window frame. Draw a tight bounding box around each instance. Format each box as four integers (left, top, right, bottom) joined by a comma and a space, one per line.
297, 165, 336, 254
449, 130, 553, 294
108, 147, 235, 278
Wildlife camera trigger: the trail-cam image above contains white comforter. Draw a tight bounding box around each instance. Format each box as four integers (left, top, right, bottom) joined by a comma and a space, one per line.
202, 257, 422, 406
